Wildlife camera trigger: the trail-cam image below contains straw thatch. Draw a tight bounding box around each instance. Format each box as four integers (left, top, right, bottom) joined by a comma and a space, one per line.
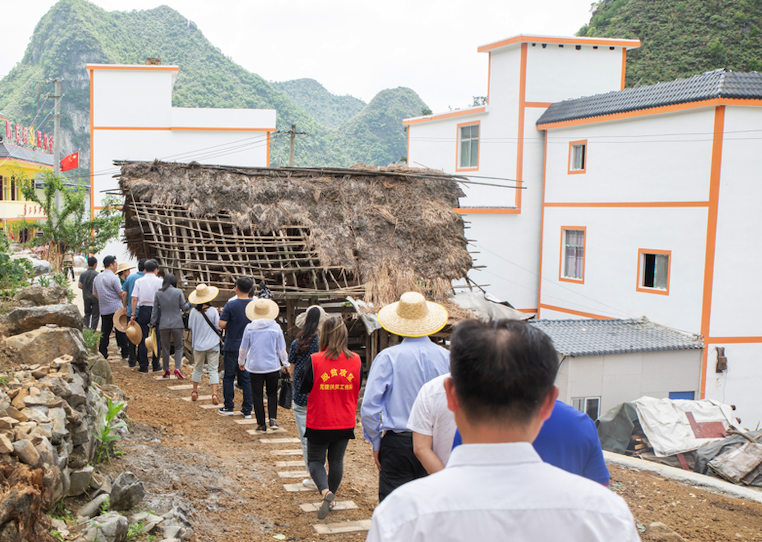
118, 161, 472, 306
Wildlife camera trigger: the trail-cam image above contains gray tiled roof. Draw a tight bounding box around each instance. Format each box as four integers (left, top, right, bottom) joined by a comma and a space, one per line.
530, 318, 703, 357
0, 143, 54, 166
536, 69, 762, 126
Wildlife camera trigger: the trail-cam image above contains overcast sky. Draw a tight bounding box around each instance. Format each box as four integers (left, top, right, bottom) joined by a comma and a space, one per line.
1, 0, 596, 113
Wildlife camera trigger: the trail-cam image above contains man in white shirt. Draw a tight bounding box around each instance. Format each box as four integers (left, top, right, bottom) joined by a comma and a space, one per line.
407, 372, 456, 473
367, 319, 639, 542
130, 259, 163, 373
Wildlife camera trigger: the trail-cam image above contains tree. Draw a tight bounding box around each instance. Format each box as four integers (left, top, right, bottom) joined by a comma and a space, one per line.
15, 171, 123, 270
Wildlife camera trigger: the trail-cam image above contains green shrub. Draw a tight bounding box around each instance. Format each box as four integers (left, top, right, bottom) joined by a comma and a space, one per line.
83, 329, 101, 352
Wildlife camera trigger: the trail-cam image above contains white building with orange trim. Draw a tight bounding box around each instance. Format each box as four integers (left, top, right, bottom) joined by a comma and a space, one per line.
87, 63, 276, 261
406, 34, 762, 426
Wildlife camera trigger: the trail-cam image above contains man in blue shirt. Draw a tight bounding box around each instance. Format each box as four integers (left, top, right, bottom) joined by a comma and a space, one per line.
361, 292, 450, 501
121, 258, 146, 368
451, 400, 609, 485
218, 277, 253, 417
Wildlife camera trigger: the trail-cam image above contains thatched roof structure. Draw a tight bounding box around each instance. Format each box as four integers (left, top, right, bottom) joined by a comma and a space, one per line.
118, 161, 472, 306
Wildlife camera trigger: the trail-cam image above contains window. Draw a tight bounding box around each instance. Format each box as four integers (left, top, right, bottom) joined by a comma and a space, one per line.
637, 249, 670, 295
10, 177, 16, 201
572, 397, 600, 420
457, 122, 479, 170
568, 140, 587, 174
669, 391, 696, 401
560, 227, 585, 283
0, 176, 3, 201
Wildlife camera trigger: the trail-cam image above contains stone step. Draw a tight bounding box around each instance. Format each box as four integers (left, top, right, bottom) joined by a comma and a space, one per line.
257, 437, 301, 444
313, 520, 371, 535
154, 375, 184, 381
181, 395, 212, 402
300, 501, 358, 513
167, 384, 194, 391
275, 461, 305, 467
283, 483, 314, 492
271, 450, 304, 456
277, 470, 309, 479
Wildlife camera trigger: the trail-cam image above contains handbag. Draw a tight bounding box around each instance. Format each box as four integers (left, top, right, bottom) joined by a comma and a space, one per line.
278, 375, 293, 409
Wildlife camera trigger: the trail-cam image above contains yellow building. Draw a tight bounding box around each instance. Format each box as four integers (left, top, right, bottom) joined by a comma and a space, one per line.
0, 139, 52, 242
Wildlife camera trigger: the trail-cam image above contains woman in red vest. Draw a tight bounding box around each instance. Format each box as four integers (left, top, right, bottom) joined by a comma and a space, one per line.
298, 317, 362, 519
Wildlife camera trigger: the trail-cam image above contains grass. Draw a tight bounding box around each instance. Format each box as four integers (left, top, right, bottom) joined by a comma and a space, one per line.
83, 328, 101, 352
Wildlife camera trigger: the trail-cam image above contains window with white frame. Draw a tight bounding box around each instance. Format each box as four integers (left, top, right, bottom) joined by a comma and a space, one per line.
459, 124, 479, 168
563, 229, 585, 280
572, 396, 600, 420
640, 251, 669, 291
569, 142, 586, 172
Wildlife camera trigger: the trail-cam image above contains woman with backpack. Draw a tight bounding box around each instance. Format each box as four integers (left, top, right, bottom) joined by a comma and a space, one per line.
297, 317, 362, 519
187, 284, 222, 404
150, 273, 187, 379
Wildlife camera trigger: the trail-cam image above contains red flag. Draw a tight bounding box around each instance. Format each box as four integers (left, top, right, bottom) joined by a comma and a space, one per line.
60, 152, 79, 172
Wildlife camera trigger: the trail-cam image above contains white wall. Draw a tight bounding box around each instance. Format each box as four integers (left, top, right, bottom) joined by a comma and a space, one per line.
704, 343, 762, 430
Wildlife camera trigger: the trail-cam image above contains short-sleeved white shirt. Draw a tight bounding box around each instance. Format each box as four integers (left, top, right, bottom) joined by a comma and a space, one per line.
407, 372, 456, 466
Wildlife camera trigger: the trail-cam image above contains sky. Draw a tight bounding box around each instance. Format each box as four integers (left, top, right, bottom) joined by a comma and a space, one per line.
0, 0, 597, 114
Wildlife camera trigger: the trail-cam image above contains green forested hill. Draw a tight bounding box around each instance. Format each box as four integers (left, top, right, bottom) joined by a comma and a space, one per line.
0, 0, 428, 168
272, 79, 366, 130
578, 0, 762, 87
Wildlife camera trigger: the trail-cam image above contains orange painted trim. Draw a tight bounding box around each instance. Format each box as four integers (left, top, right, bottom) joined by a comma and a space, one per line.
266, 131, 271, 167
539, 303, 613, 320
89, 69, 95, 218
567, 139, 587, 175
525, 102, 553, 108
538, 97, 762, 129
453, 208, 520, 214
87, 65, 179, 71
635, 248, 671, 296
559, 226, 586, 284
477, 35, 640, 53
706, 337, 762, 344
402, 107, 486, 126
699, 105, 725, 399
516, 308, 538, 313
544, 201, 709, 208
487, 52, 491, 105
515, 43, 528, 212
93, 126, 273, 132
537, 136, 548, 319
455, 120, 480, 172
620, 49, 627, 90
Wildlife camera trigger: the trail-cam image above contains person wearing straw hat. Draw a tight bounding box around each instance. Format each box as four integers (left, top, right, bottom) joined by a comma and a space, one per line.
116, 262, 134, 285
187, 284, 222, 404
238, 297, 288, 430
360, 291, 450, 502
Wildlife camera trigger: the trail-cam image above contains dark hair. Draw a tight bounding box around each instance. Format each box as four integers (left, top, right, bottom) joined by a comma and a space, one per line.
296, 307, 321, 355
450, 319, 559, 427
137, 258, 147, 272
144, 259, 158, 272
161, 273, 177, 291
87, 256, 97, 268
103, 255, 117, 268
235, 276, 253, 294
319, 317, 353, 361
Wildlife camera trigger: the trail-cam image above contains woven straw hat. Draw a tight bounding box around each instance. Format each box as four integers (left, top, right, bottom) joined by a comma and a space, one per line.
378, 292, 448, 337
126, 321, 141, 345
144, 328, 158, 357
245, 298, 279, 321
295, 305, 328, 329
188, 283, 219, 305
113, 308, 129, 332
117, 262, 135, 274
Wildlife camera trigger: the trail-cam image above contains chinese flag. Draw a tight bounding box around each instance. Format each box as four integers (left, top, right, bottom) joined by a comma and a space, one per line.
60, 152, 79, 172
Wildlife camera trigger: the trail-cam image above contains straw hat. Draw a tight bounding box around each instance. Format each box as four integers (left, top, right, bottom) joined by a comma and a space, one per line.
295, 305, 328, 329
113, 308, 129, 332
188, 283, 219, 305
245, 298, 279, 321
144, 327, 158, 357
125, 321, 142, 345
117, 262, 135, 274
378, 292, 448, 337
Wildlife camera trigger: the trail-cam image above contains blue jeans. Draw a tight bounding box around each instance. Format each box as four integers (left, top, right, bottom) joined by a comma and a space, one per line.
223, 351, 252, 414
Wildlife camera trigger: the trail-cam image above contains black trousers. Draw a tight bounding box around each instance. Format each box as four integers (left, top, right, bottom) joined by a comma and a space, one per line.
250, 371, 279, 426
378, 431, 427, 502
136, 306, 161, 371
308, 438, 350, 494
99, 313, 128, 360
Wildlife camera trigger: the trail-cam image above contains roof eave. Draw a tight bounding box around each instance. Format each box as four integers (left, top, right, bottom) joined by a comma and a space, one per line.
477, 34, 641, 53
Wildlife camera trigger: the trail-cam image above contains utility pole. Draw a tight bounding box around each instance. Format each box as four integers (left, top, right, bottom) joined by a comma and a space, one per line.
288, 124, 296, 167
49, 79, 63, 212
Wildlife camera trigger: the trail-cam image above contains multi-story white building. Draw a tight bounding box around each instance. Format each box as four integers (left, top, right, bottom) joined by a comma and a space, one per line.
405, 34, 762, 427
87, 63, 276, 261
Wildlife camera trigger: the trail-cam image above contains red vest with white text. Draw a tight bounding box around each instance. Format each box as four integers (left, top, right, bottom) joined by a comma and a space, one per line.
306, 350, 361, 431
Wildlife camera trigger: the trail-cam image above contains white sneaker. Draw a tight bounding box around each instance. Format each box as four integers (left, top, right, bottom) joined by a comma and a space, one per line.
303, 478, 317, 489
